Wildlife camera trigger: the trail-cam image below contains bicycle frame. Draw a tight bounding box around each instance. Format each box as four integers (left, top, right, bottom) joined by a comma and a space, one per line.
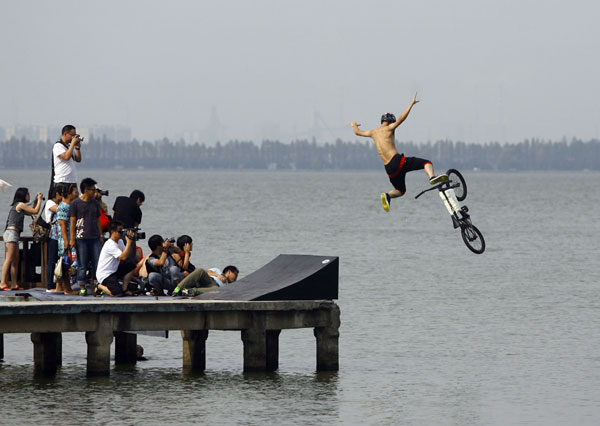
416, 182, 467, 229
414, 171, 485, 254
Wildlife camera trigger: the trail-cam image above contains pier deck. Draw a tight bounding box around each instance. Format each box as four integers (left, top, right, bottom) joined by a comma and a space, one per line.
0, 298, 340, 376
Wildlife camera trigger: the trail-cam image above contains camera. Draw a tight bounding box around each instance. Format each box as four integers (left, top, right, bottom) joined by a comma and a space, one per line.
166, 237, 175, 243
75, 134, 85, 142
122, 227, 146, 241
97, 188, 109, 196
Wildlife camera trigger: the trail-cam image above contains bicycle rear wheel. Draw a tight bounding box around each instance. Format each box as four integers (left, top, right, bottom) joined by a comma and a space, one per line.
446, 169, 467, 201
461, 223, 485, 254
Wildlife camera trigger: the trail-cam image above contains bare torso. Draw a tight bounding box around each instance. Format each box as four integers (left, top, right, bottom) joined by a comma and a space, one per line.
370, 125, 399, 165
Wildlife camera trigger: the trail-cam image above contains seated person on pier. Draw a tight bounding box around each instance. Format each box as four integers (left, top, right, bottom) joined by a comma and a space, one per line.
172, 265, 239, 296
96, 221, 136, 296
170, 235, 195, 277
145, 234, 183, 296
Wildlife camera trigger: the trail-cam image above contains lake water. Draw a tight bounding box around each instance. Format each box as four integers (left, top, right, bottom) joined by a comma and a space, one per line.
0, 168, 599, 425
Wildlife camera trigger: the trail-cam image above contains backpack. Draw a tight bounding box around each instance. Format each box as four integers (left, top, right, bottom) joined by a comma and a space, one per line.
30, 202, 52, 243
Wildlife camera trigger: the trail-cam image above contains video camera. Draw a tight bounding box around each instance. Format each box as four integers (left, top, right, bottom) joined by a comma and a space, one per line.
122, 227, 146, 241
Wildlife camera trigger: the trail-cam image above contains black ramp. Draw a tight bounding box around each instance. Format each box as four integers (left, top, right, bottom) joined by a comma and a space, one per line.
199, 254, 338, 301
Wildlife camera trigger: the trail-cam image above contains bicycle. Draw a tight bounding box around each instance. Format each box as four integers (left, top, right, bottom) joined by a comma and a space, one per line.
415, 169, 486, 254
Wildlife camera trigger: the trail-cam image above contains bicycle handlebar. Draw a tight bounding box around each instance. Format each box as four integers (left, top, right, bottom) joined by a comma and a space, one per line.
414, 182, 460, 199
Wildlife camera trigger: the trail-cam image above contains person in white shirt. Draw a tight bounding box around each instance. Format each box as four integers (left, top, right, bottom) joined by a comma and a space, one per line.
207, 266, 239, 287
43, 186, 62, 223
52, 125, 82, 189
96, 221, 136, 296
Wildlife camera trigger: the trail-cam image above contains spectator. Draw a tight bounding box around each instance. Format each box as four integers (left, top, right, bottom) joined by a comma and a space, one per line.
207, 265, 239, 287
112, 189, 144, 263
95, 188, 111, 234
170, 234, 195, 277
172, 265, 239, 297
57, 183, 79, 294
96, 221, 136, 297
145, 234, 182, 296
45, 185, 63, 292
1, 187, 43, 291
52, 125, 82, 194
112, 190, 144, 229
43, 185, 62, 223
69, 177, 103, 296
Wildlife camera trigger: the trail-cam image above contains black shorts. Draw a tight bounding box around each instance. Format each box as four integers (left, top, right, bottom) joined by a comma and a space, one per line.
384, 153, 431, 195
101, 260, 136, 296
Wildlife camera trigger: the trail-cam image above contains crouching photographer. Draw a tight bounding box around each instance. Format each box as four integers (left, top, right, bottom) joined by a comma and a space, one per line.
145, 234, 183, 296
96, 221, 137, 296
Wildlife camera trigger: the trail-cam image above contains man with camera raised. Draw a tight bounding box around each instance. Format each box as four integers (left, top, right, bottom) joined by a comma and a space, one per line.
52, 125, 83, 193
112, 190, 144, 230
96, 221, 136, 297
112, 189, 144, 262
145, 235, 183, 296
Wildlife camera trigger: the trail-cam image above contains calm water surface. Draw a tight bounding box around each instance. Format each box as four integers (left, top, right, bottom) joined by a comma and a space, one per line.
0, 168, 598, 425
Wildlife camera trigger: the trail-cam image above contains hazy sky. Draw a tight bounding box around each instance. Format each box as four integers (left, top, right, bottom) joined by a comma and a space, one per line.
1, 0, 599, 143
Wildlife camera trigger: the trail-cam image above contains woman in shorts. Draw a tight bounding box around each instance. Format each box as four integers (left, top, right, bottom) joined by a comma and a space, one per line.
1, 187, 43, 290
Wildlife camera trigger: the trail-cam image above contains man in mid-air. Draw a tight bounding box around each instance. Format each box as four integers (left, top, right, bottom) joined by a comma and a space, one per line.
350, 92, 447, 212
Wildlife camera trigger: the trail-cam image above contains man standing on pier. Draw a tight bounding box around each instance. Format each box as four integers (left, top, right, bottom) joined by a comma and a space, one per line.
52, 125, 82, 193
70, 177, 103, 296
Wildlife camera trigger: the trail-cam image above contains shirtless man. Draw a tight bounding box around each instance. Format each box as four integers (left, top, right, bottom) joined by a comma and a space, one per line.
350, 92, 447, 212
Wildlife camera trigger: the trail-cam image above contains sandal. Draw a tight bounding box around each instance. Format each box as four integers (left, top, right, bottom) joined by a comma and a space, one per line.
11, 285, 24, 291
0, 285, 9, 291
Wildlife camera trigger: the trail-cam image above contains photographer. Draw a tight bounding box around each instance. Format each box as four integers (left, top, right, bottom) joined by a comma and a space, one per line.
113, 190, 144, 262
112, 190, 144, 229
96, 221, 136, 297
52, 125, 82, 193
170, 235, 195, 277
1, 188, 43, 291
145, 234, 183, 296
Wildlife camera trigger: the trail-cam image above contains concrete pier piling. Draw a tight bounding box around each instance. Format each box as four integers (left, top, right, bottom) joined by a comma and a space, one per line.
0, 300, 340, 376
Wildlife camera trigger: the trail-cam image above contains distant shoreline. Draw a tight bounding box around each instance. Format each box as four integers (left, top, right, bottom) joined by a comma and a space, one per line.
1, 137, 599, 171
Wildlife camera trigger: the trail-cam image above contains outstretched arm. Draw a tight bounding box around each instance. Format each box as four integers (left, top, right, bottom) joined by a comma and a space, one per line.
350, 121, 373, 138
389, 92, 419, 131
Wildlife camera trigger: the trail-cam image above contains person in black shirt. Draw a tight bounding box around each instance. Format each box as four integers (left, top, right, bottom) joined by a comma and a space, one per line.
112, 190, 144, 263
112, 190, 144, 229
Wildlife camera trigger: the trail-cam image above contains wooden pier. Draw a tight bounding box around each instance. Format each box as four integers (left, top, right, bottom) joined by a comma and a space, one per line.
0, 298, 340, 376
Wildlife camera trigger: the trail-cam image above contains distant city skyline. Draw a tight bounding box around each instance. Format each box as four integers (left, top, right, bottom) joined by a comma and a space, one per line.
0, 105, 360, 144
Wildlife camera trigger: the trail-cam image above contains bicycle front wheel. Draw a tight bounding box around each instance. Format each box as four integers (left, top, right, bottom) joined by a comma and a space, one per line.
446, 169, 467, 201
461, 223, 485, 254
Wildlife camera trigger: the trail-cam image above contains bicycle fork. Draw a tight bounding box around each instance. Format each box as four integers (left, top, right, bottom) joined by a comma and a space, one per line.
438, 188, 467, 229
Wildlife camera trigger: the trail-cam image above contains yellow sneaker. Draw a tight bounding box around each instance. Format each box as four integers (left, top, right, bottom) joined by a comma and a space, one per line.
381, 193, 390, 212
429, 174, 448, 185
